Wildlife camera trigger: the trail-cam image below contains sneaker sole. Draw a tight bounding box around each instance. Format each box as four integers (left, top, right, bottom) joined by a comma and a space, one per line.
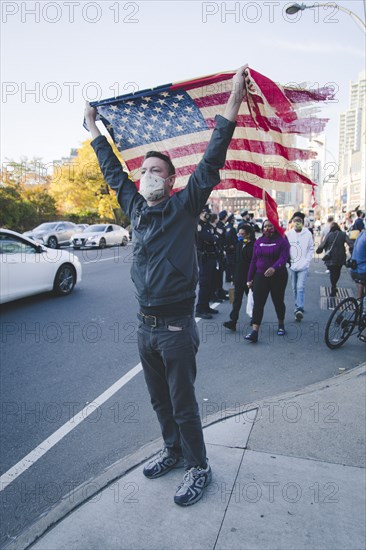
174, 470, 212, 506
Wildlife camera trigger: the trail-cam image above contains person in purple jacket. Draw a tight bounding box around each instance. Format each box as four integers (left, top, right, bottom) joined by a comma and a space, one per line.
245, 220, 290, 343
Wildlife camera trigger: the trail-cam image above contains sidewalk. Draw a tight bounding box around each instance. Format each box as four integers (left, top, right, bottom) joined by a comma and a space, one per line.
25, 364, 366, 549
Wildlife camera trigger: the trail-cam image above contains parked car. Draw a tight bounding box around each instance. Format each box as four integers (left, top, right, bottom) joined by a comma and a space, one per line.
72, 224, 129, 249
23, 221, 77, 248
0, 229, 82, 304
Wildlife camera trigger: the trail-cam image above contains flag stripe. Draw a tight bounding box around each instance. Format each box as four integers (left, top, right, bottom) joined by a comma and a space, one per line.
124, 136, 314, 174
205, 114, 329, 135
172, 159, 312, 186
169, 72, 235, 92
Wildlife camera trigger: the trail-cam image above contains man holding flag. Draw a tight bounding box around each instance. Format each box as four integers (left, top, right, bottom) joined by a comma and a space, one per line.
84, 66, 250, 506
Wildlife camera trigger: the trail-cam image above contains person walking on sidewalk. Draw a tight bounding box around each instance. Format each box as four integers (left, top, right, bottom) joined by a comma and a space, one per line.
286, 212, 314, 321
223, 224, 255, 331
245, 220, 290, 343
212, 210, 229, 302
352, 210, 365, 232
196, 205, 219, 319
224, 214, 237, 282
84, 66, 249, 507
316, 222, 353, 297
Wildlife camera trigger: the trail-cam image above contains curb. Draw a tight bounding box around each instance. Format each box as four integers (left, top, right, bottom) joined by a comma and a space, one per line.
6, 362, 366, 550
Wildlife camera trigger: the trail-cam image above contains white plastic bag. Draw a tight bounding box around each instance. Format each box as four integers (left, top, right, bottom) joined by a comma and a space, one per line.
246, 289, 254, 317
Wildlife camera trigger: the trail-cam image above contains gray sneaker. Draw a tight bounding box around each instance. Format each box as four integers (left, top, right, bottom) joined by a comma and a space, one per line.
295, 309, 303, 321
174, 462, 212, 506
143, 448, 184, 479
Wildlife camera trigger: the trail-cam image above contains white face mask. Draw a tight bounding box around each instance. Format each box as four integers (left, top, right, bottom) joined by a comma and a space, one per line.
139, 172, 169, 202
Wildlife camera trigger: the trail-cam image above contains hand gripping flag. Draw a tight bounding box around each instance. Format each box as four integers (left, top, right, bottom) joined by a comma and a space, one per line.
88, 68, 334, 231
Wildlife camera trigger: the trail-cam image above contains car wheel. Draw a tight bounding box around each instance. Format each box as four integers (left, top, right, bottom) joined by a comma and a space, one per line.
99, 238, 106, 249
53, 264, 76, 296
47, 236, 58, 249
121, 236, 128, 246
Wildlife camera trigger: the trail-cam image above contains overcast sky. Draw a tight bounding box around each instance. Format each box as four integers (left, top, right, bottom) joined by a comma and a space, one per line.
1, 0, 365, 167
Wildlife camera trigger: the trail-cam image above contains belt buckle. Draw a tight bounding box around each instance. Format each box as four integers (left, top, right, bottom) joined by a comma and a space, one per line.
145, 314, 158, 327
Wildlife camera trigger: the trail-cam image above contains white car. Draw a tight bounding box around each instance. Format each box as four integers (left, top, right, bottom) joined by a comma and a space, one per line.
72, 224, 129, 249
0, 228, 82, 304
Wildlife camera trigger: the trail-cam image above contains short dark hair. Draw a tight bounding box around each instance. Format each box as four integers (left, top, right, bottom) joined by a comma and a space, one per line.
291, 211, 305, 222
330, 222, 341, 232
144, 151, 176, 177
356, 210, 363, 217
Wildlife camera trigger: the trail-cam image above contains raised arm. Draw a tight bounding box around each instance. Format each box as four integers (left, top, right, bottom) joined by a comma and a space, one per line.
178, 66, 251, 215
223, 65, 251, 122
84, 102, 101, 140
84, 102, 141, 219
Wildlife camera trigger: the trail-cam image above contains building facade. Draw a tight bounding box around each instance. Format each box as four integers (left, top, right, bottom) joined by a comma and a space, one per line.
337, 71, 366, 213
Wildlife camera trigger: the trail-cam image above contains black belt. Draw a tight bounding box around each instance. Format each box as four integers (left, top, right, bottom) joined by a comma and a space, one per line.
138, 312, 192, 328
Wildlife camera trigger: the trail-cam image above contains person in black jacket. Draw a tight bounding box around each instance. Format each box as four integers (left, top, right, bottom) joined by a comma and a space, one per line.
223, 224, 255, 331
196, 205, 219, 319
316, 222, 353, 297
224, 214, 237, 282
212, 210, 229, 301
84, 66, 250, 507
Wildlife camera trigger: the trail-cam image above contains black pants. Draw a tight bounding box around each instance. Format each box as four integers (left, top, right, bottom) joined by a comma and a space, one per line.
328, 265, 342, 289
252, 269, 288, 326
230, 284, 248, 323
225, 253, 236, 283
213, 255, 226, 298
197, 255, 216, 312
137, 315, 207, 469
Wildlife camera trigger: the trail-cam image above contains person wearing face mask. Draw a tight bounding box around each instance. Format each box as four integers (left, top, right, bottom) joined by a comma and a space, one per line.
84, 66, 250, 507
286, 212, 314, 321
245, 220, 290, 343
223, 224, 255, 331
196, 205, 219, 319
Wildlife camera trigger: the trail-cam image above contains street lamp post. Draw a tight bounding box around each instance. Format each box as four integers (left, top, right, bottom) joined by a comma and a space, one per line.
286, 3, 366, 31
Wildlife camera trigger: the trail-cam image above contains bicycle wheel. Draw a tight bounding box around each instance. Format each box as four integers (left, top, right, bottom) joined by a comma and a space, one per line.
325, 297, 359, 349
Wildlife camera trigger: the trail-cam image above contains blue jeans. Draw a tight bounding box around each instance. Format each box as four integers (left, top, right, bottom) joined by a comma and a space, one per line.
137, 314, 207, 469
290, 269, 308, 311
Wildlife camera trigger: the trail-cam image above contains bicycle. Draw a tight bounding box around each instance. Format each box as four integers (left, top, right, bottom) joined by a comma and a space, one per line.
324, 292, 366, 349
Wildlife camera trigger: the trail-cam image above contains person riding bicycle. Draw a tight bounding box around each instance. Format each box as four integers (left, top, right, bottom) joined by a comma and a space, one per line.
350, 229, 366, 299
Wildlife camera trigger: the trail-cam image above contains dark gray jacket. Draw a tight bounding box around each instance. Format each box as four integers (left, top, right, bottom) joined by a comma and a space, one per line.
91, 115, 236, 307
317, 230, 352, 267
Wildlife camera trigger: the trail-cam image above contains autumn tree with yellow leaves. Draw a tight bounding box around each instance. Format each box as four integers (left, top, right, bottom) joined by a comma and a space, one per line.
49, 139, 129, 225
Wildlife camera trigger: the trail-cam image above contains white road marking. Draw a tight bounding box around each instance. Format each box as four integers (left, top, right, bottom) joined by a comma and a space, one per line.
1, 303, 220, 491
83, 257, 124, 264
0, 363, 142, 491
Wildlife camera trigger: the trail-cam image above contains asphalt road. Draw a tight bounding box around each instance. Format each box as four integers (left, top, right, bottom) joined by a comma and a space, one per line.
0, 244, 363, 547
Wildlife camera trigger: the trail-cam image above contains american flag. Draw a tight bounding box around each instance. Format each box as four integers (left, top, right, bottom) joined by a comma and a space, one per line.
90, 68, 334, 230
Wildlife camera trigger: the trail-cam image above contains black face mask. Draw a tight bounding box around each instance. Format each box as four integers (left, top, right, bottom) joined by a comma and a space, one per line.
203, 212, 211, 221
